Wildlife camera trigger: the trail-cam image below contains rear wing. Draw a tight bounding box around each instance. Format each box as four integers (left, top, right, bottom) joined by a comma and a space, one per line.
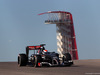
26, 44, 45, 56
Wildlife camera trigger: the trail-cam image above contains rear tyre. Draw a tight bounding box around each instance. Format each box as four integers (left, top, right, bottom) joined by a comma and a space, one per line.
34, 55, 42, 67
18, 54, 28, 66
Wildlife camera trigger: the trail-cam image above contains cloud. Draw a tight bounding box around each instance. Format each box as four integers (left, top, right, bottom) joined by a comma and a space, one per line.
8, 40, 12, 42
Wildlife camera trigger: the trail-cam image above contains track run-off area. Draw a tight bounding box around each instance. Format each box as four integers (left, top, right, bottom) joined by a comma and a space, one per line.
0, 59, 100, 75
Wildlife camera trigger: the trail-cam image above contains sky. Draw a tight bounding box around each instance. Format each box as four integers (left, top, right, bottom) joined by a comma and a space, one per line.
0, 0, 100, 61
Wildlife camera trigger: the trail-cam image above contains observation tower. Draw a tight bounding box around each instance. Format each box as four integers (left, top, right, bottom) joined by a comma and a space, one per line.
39, 11, 78, 60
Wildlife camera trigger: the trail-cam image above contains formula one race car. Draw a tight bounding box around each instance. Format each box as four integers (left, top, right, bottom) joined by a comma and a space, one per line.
18, 44, 73, 67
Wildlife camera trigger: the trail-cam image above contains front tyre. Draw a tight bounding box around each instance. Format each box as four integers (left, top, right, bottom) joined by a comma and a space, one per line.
18, 54, 28, 66
64, 53, 71, 61
63, 53, 73, 66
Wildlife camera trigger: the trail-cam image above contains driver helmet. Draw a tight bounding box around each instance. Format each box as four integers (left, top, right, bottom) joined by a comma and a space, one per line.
43, 50, 48, 53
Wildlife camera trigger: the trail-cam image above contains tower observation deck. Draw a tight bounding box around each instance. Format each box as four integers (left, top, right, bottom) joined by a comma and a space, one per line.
39, 11, 78, 60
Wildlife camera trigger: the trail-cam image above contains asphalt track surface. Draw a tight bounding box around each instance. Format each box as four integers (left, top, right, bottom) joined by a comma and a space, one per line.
0, 59, 100, 75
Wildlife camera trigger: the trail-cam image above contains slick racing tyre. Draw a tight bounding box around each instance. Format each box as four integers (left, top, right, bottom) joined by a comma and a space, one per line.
64, 53, 71, 61
18, 54, 28, 66
63, 53, 73, 66
34, 55, 42, 67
